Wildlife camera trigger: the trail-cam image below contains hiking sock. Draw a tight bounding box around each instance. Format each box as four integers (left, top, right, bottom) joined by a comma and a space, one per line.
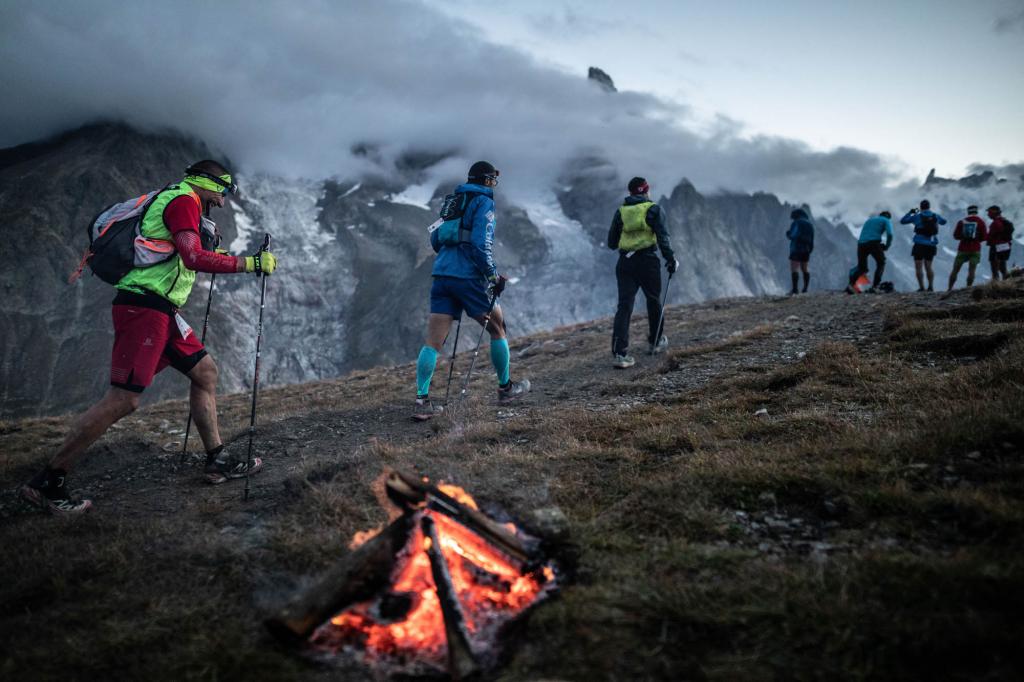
802, 272, 810, 292
205, 444, 224, 465
490, 338, 510, 386
416, 346, 439, 397
790, 272, 799, 293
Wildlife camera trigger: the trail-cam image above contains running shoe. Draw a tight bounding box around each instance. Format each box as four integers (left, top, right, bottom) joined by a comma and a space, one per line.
497, 379, 531, 403
613, 353, 636, 369
19, 471, 92, 515
412, 397, 443, 421
204, 452, 263, 484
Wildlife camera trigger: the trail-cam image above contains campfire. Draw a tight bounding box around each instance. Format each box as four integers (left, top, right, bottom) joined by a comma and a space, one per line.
266, 470, 567, 679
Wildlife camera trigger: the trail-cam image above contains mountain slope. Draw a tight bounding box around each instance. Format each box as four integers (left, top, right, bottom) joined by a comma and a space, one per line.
0, 123, 896, 418
2, 281, 1022, 679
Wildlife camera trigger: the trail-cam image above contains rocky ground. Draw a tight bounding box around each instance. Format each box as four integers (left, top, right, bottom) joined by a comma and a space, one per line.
2, 281, 1022, 680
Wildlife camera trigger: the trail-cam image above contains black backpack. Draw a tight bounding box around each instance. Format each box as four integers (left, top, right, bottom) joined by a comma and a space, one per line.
1004, 219, 1015, 239
69, 187, 179, 285
919, 213, 939, 238
430, 191, 484, 246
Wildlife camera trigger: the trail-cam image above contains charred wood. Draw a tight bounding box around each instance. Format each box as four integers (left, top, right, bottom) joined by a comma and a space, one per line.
264, 514, 413, 643
422, 514, 480, 680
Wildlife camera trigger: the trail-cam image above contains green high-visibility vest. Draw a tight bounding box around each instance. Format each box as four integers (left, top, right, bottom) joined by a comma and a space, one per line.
116, 183, 201, 308
617, 201, 656, 251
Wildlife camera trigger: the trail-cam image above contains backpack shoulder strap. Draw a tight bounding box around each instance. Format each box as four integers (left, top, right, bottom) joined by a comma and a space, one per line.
458, 191, 486, 242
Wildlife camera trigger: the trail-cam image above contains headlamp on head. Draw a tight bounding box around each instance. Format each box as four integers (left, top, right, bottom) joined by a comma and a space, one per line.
184, 166, 237, 196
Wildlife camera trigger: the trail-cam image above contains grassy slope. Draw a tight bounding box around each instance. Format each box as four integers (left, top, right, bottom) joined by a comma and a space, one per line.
1, 282, 1023, 681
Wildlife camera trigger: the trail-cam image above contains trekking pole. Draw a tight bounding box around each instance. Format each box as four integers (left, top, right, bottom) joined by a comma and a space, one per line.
180, 273, 217, 465
451, 293, 499, 420
443, 314, 462, 407
244, 233, 271, 502
651, 271, 674, 355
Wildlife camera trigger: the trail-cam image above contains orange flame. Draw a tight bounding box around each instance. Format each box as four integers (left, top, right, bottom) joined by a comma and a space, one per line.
318, 486, 555, 669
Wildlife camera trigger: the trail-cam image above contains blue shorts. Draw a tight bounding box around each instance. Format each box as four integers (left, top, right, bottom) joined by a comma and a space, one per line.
430, 276, 491, 319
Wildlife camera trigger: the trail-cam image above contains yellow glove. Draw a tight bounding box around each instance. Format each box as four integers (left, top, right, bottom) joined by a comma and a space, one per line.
244, 250, 277, 275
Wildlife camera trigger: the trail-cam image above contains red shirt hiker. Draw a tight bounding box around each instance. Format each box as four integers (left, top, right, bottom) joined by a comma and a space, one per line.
954, 214, 987, 253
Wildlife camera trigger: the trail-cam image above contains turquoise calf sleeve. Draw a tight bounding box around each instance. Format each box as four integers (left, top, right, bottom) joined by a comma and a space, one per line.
416, 346, 439, 397
490, 338, 510, 386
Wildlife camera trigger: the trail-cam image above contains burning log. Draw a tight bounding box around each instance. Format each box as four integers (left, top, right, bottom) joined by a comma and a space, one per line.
386, 469, 533, 565
422, 514, 480, 680
265, 514, 413, 643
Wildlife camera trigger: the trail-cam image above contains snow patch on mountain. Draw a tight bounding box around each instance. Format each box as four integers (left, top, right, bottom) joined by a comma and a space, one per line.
519, 191, 594, 261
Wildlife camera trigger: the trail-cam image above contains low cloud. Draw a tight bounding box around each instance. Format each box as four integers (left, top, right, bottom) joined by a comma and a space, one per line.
0, 0, 991, 221
994, 9, 1024, 33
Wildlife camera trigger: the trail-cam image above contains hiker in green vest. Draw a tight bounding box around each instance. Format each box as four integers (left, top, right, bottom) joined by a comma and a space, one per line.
607, 176, 678, 369
20, 160, 280, 514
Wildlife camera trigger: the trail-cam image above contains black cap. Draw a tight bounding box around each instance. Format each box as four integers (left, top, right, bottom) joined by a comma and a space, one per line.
987, 205, 1001, 214
468, 161, 498, 180
880, 210, 892, 219
628, 177, 649, 194
920, 199, 930, 210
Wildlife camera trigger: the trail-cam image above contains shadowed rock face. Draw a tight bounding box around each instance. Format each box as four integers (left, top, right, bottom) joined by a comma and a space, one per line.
587, 67, 617, 93
3, 123, 876, 418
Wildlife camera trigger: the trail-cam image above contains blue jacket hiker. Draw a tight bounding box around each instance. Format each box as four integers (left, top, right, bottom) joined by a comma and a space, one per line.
786, 208, 814, 294
411, 161, 530, 421
900, 199, 946, 291
848, 211, 893, 294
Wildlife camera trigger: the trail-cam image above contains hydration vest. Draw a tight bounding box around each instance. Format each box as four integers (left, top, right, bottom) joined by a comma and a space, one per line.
431, 191, 483, 246
116, 183, 202, 308
617, 201, 656, 251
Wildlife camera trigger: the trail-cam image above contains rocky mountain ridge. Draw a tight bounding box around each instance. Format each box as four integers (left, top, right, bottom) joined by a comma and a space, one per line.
4, 122, 1013, 418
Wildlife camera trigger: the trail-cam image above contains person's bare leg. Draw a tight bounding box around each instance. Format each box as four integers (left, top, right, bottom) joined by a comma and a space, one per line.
801, 261, 810, 292
474, 303, 506, 340
187, 355, 221, 452
925, 260, 935, 290
948, 261, 962, 291
426, 313, 454, 351
915, 260, 925, 290
50, 387, 140, 471
966, 260, 978, 287
990, 256, 1000, 282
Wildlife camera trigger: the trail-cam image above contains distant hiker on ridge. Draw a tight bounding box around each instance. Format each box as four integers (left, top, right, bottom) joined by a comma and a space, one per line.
900, 199, 946, 292
607, 176, 678, 368
985, 205, 1014, 281
948, 204, 987, 291
20, 161, 279, 514
847, 211, 893, 294
411, 161, 530, 421
786, 208, 814, 294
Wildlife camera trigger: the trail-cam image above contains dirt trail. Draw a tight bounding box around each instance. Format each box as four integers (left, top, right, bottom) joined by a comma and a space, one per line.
1, 289, 957, 522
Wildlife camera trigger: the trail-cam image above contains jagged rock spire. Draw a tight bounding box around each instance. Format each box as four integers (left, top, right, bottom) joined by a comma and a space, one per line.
587, 67, 616, 93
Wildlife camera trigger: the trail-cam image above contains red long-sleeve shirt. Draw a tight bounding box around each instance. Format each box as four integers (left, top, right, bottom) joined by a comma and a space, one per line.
953, 215, 987, 253
987, 216, 1012, 245
165, 195, 241, 273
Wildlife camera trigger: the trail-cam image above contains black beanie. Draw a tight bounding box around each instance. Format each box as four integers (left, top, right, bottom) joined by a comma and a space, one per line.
468, 161, 497, 180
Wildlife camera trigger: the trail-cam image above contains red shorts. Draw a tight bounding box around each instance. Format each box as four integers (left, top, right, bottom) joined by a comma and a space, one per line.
110, 305, 207, 392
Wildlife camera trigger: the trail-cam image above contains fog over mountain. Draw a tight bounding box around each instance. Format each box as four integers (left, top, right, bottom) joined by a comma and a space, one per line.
0, 0, 973, 221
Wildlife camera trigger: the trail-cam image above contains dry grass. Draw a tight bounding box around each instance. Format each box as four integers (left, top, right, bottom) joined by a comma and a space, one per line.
2, 285, 1024, 680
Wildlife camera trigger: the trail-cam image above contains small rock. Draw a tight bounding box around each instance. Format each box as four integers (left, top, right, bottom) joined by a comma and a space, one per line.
758, 492, 776, 505
966, 451, 981, 460
754, 408, 769, 418
797, 351, 807, 359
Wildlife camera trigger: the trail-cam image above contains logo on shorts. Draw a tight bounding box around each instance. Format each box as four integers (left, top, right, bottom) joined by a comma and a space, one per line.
143, 337, 154, 347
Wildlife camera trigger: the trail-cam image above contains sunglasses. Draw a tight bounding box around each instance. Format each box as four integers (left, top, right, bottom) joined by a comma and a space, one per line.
186, 168, 238, 195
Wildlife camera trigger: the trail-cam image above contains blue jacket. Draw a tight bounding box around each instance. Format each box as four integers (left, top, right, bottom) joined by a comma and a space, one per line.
900, 209, 946, 246
430, 183, 497, 281
858, 216, 893, 247
787, 209, 814, 255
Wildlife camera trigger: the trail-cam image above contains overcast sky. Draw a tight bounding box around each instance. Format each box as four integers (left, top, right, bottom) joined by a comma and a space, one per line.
0, 0, 1021, 219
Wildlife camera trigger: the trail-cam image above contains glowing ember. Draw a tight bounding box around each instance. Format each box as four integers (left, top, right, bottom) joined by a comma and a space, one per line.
309, 485, 558, 675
